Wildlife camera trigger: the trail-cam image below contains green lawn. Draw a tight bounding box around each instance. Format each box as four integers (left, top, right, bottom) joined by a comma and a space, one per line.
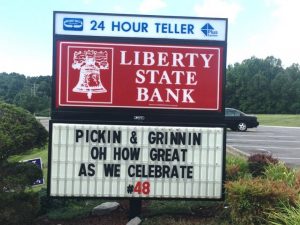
257, 114, 300, 127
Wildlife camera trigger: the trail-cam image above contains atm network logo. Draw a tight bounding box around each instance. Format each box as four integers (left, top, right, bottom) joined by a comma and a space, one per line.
201, 23, 218, 37
63, 18, 84, 31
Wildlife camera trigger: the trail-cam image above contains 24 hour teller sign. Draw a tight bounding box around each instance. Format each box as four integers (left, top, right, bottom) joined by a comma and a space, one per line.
50, 123, 223, 198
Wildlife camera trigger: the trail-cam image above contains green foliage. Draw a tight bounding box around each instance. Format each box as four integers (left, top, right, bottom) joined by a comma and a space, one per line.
226, 155, 249, 181
46, 201, 98, 220
0, 73, 51, 115
264, 162, 296, 187
0, 191, 40, 225
0, 102, 47, 224
38, 189, 105, 220
226, 57, 300, 113
267, 202, 300, 225
0, 161, 43, 192
247, 153, 278, 177
0, 102, 48, 160
225, 178, 299, 225
0, 73, 26, 103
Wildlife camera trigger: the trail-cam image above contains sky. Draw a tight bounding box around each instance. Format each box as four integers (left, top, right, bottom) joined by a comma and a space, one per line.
0, 0, 299, 76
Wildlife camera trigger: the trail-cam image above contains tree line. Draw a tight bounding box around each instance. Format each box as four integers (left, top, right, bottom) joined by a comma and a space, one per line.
0, 73, 51, 116
226, 56, 300, 113
1, 56, 300, 114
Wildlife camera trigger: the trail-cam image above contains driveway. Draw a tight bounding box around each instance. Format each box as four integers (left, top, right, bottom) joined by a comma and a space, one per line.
227, 126, 300, 167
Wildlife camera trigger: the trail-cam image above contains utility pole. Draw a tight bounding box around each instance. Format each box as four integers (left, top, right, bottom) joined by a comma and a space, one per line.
31, 83, 37, 97
31, 83, 38, 116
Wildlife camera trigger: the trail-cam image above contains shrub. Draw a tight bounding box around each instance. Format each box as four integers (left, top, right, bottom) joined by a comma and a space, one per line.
264, 162, 296, 187
38, 188, 72, 215
0, 102, 48, 160
248, 153, 278, 177
226, 155, 249, 181
0, 102, 47, 224
0, 161, 43, 192
225, 178, 298, 225
226, 165, 241, 181
293, 170, 300, 190
38, 189, 105, 219
0, 192, 40, 225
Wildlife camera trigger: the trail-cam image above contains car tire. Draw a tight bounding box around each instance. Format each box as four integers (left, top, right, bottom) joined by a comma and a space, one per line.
237, 122, 247, 132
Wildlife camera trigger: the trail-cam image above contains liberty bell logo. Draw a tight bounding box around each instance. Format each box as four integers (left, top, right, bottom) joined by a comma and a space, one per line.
72, 50, 109, 99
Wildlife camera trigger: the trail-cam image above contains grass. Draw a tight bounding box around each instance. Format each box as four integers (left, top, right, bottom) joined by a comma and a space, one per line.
256, 114, 300, 127
267, 202, 300, 225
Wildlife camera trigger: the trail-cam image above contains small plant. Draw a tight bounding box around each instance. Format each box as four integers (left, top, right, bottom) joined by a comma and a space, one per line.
225, 178, 298, 225
226, 155, 249, 181
248, 153, 278, 177
0, 191, 40, 225
264, 162, 296, 187
267, 202, 300, 225
226, 165, 241, 181
293, 170, 300, 190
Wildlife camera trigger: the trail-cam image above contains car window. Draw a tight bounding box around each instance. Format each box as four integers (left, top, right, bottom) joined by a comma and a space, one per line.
233, 110, 241, 116
225, 109, 234, 116
225, 109, 241, 116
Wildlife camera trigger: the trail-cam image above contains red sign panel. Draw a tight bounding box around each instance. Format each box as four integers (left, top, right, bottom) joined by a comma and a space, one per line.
56, 41, 223, 111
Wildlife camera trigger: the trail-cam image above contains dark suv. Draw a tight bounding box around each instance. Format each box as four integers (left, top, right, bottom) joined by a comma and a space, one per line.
225, 108, 259, 131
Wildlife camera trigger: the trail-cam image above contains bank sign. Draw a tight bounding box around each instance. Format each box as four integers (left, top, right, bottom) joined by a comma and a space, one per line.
50, 12, 227, 200
56, 42, 223, 110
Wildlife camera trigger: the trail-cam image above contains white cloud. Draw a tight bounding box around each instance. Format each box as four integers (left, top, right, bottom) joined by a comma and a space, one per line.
246, 0, 300, 66
194, 0, 242, 22
138, 0, 167, 14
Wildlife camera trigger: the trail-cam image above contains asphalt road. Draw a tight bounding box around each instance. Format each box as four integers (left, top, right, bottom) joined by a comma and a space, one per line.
227, 126, 300, 167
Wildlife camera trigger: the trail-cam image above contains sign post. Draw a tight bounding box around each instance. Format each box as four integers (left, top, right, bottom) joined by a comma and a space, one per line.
49, 11, 227, 219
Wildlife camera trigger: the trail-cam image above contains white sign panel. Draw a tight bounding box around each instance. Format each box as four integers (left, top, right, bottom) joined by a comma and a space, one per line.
50, 123, 224, 199
55, 12, 227, 41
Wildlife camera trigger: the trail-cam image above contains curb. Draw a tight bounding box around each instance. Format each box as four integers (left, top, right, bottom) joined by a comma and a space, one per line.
226, 145, 249, 158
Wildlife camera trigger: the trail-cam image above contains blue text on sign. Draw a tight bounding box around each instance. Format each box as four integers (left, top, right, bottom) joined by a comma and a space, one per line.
155, 23, 194, 34
112, 21, 149, 32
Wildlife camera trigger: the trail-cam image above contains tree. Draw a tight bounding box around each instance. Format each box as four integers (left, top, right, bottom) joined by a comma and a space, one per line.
0, 102, 47, 225
0, 73, 51, 116
0, 102, 48, 160
226, 56, 300, 114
